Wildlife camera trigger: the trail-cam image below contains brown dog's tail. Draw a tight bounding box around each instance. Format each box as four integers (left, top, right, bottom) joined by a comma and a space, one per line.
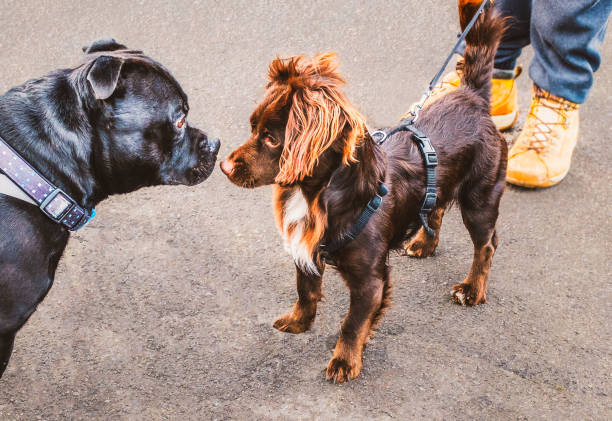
457, 0, 506, 105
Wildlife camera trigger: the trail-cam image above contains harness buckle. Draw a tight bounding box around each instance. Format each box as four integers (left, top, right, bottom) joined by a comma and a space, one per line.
421, 189, 437, 212
420, 138, 435, 152
424, 152, 438, 167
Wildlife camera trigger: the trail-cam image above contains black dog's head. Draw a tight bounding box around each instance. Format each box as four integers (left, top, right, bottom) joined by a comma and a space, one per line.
80, 39, 220, 192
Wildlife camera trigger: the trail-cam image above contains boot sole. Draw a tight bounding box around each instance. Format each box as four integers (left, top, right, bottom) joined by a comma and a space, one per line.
506, 167, 570, 188
492, 109, 518, 131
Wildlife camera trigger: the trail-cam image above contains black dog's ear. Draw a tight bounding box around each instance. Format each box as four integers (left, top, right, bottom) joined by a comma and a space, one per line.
82, 38, 127, 54
87, 56, 124, 100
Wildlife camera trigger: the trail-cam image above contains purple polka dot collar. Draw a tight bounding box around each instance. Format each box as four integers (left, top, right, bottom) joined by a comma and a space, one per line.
0, 135, 95, 231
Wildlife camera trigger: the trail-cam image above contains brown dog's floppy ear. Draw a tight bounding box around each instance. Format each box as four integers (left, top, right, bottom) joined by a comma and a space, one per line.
87, 56, 124, 100
275, 53, 365, 185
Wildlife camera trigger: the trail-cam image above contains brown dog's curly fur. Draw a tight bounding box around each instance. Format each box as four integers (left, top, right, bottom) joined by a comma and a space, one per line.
221, 1, 507, 382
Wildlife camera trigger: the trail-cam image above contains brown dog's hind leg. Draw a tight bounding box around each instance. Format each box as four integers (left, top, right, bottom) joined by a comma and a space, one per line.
0, 332, 16, 378
403, 208, 445, 258
452, 231, 497, 306
273, 262, 324, 334
326, 268, 386, 383
452, 180, 503, 306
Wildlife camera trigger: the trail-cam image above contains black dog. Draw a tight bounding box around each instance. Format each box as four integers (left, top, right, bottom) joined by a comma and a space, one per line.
0, 39, 220, 377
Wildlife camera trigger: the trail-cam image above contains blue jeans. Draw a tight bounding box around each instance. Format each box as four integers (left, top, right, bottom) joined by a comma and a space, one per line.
461, 0, 612, 104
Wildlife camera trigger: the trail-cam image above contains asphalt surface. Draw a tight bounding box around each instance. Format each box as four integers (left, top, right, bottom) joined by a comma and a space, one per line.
0, 1, 610, 420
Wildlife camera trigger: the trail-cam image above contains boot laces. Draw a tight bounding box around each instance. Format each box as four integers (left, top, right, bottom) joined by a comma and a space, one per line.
524, 87, 578, 153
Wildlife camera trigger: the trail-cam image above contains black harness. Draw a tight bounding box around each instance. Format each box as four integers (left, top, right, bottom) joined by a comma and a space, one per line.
320, 182, 389, 257
318, 0, 489, 261
319, 120, 438, 264
371, 118, 438, 237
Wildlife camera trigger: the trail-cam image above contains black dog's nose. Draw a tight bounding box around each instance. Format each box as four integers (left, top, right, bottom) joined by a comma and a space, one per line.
200, 138, 221, 154
208, 138, 221, 154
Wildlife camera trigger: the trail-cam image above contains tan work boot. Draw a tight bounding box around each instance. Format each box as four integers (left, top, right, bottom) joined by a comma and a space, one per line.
401, 60, 521, 131
506, 85, 580, 188
490, 67, 521, 130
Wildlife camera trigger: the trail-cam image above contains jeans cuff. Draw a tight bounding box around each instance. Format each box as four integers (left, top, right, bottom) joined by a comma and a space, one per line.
492, 68, 516, 80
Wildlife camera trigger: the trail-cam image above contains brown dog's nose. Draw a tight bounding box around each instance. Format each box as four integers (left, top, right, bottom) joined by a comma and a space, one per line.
220, 159, 234, 176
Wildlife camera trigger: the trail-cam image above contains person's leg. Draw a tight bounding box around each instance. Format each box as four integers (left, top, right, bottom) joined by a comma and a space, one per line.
404, 0, 531, 129
529, 0, 612, 104
485, 0, 531, 129
507, 0, 612, 188
492, 0, 532, 70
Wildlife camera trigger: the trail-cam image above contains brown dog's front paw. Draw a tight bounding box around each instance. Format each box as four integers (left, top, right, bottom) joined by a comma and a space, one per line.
403, 239, 437, 258
451, 283, 486, 306
403, 230, 438, 258
273, 313, 312, 334
326, 355, 362, 383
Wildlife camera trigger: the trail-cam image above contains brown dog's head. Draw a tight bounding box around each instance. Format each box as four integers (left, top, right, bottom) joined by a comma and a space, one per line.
221, 53, 366, 188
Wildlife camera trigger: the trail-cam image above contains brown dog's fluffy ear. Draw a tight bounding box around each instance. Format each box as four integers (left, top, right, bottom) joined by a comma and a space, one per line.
269, 53, 365, 185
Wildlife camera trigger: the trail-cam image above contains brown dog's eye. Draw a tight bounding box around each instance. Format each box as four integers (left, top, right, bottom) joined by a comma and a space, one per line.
264, 133, 280, 148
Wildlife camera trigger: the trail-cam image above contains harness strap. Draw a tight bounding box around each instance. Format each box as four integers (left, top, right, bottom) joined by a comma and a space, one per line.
371, 118, 438, 237
404, 121, 438, 237
0, 135, 95, 231
320, 183, 388, 257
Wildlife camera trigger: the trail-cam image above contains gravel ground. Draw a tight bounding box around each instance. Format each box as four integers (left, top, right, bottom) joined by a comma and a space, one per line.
0, 1, 610, 420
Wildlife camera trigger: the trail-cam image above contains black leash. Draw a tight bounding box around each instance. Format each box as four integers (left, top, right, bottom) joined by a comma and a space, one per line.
319, 0, 489, 261
410, 0, 489, 121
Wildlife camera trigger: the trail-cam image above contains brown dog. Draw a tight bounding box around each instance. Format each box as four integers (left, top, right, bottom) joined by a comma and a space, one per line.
221, 2, 506, 382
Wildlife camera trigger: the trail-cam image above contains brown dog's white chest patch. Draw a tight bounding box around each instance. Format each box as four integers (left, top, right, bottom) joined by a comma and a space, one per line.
280, 188, 319, 275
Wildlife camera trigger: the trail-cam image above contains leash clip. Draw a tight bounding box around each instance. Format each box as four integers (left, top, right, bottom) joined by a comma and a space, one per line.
411, 91, 431, 122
